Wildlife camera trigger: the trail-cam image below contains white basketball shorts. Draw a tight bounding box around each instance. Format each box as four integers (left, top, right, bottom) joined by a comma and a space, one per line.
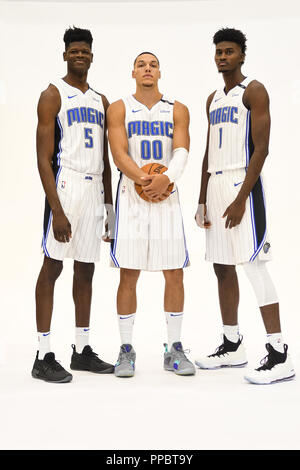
205, 168, 271, 265
42, 166, 104, 263
110, 174, 189, 271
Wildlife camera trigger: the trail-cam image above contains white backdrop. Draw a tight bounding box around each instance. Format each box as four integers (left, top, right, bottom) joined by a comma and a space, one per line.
1, 0, 300, 451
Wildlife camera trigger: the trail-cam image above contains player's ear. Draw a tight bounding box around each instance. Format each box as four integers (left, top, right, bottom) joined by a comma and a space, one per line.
63, 51, 67, 62
132, 69, 136, 79
240, 53, 245, 65
159, 70, 161, 79
91, 53, 93, 63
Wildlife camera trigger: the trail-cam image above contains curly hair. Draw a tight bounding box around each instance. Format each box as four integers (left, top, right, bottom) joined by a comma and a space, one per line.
63, 26, 93, 50
213, 28, 247, 54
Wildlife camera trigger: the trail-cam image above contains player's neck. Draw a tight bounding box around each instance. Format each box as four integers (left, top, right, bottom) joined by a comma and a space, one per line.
63, 72, 89, 93
222, 70, 246, 94
133, 86, 162, 109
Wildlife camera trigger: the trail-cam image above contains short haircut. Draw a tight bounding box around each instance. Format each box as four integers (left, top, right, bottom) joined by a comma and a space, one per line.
134, 52, 160, 67
213, 28, 247, 54
63, 26, 93, 50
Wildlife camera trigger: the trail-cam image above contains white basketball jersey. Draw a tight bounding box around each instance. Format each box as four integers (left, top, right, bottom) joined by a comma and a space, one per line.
208, 77, 253, 172
123, 95, 174, 167
51, 79, 105, 176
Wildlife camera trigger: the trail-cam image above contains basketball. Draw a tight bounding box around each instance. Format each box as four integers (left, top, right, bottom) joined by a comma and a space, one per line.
134, 163, 174, 202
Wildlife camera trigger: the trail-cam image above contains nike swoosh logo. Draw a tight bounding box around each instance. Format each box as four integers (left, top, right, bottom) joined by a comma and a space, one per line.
68, 95, 77, 99
170, 313, 183, 317
93, 98, 100, 102
232, 94, 239, 97
120, 315, 134, 320
43, 333, 50, 336
214, 97, 222, 102
132, 109, 142, 113
83, 328, 90, 331
160, 110, 170, 113
234, 182, 243, 187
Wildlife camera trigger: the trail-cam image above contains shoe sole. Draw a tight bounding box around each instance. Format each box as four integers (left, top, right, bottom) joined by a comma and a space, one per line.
164, 366, 196, 375
244, 373, 296, 385
31, 372, 73, 383
70, 365, 114, 374
195, 361, 248, 370
114, 372, 135, 378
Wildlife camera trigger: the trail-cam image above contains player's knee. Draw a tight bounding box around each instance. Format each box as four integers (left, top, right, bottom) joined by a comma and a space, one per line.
163, 269, 183, 286
73, 262, 95, 283
42, 258, 63, 282
213, 263, 236, 282
120, 269, 140, 287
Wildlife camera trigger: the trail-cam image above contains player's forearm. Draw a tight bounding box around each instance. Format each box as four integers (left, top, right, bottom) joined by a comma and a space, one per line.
37, 158, 64, 214
102, 163, 113, 205
198, 152, 210, 204
236, 150, 268, 203
112, 152, 145, 184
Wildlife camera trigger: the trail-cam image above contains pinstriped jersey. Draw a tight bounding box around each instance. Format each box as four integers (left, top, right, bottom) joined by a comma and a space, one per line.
51, 79, 105, 176
123, 95, 174, 168
208, 77, 253, 172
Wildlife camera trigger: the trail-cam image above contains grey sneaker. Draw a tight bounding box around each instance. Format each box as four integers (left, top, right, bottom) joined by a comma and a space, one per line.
114, 344, 136, 377
164, 342, 196, 376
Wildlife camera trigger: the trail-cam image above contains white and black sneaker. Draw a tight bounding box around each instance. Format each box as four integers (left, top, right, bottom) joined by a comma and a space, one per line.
244, 344, 295, 385
195, 335, 247, 369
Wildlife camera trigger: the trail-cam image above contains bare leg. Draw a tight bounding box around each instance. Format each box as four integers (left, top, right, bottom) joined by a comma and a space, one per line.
163, 269, 184, 312
117, 268, 141, 315
260, 303, 281, 334
72, 261, 95, 327
213, 263, 239, 325
35, 256, 63, 332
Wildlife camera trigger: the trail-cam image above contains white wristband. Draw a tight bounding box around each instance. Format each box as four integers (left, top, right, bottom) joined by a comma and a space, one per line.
164, 147, 188, 183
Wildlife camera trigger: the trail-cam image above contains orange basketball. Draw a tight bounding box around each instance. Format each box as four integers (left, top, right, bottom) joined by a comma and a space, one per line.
135, 163, 174, 202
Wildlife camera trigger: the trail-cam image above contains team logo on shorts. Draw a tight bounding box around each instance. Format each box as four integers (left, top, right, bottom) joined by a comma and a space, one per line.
61, 181, 66, 189
263, 242, 271, 253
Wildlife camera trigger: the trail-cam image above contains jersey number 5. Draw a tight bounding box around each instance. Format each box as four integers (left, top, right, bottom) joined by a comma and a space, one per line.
84, 128, 94, 148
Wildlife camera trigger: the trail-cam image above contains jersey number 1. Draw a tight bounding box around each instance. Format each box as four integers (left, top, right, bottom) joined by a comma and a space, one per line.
219, 128, 223, 149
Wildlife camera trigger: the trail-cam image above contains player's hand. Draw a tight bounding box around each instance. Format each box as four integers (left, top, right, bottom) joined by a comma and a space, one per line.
195, 204, 211, 228
141, 174, 170, 199
222, 199, 246, 228
52, 212, 72, 242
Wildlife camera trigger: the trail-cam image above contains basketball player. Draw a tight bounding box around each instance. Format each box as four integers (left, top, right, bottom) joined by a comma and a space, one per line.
107, 52, 195, 377
32, 27, 114, 383
195, 28, 295, 384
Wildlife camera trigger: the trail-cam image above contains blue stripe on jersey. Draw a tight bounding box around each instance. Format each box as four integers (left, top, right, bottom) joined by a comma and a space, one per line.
42, 117, 63, 257
110, 174, 122, 267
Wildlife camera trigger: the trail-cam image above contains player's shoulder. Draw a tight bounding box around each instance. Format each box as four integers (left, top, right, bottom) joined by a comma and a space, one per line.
107, 99, 125, 120
173, 100, 188, 112
246, 79, 267, 92
207, 90, 217, 105
40, 83, 60, 101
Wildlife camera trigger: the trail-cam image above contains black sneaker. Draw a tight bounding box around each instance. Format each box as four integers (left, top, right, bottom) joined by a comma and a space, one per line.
70, 344, 114, 374
32, 351, 73, 383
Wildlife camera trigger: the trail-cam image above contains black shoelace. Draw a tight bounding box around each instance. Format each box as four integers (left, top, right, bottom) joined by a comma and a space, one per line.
256, 353, 277, 371
208, 343, 228, 358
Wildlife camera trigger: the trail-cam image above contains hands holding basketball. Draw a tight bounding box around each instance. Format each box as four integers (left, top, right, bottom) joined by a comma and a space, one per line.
135, 163, 174, 203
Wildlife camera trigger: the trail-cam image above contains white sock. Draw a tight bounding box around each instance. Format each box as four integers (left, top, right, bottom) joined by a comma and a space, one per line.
267, 332, 285, 353
75, 327, 90, 353
117, 314, 135, 345
223, 324, 240, 343
165, 311, 183, 350
38, 331, 51, 359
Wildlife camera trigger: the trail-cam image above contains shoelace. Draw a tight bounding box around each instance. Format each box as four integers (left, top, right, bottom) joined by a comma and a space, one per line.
83, 346, 99, 358
45, 357, 65, 371
256, 353, 277, 371
208, 343, 228, 358
172, 347, 191, 362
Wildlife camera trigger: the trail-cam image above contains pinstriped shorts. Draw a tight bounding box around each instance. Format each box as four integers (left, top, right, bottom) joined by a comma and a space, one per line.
205, 168, 271, 265
42, 166, 104, 263
110, 174, 189, 271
